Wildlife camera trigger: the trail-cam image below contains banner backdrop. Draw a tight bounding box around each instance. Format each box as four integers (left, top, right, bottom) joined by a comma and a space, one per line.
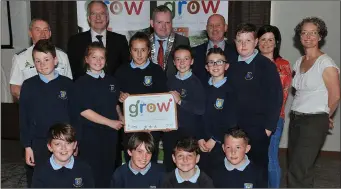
77, 0, 228, 46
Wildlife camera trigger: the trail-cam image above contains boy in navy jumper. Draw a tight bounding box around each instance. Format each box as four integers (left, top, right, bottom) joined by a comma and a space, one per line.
32, 123, 94, 188
212, 128, 267, 188
164, 45, 205, 172
111, 132, 165, 188
115, 32, 167, 163
226, 23, 283, 181
19, 39, 74, 187
197, 48, 238, 177
162, 137, 214, 188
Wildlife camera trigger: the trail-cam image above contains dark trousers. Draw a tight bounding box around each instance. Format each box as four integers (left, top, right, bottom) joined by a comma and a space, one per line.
79, 126, 118, 188
199, 143, 225, 178
25, 138, 50, 188
248, 133, 270, 183
287, 112, 329, 188
123, 131, 160, 163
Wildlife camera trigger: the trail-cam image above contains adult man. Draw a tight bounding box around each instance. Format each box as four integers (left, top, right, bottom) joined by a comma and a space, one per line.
150, 5, 190, 78
192, 14, 237, 86
9, 19, 72, 100
67, 1, 129, 80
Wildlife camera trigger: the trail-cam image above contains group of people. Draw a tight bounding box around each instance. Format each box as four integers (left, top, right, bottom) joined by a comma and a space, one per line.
9, 0, 340, 188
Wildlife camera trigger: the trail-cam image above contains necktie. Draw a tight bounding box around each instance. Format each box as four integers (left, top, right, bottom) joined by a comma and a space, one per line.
157, 40, 164, 68
213, 45, 218, 48
96, 35, 104, 47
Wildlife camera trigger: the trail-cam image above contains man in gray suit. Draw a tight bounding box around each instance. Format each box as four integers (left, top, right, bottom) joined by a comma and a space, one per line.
150, 5, 190, 78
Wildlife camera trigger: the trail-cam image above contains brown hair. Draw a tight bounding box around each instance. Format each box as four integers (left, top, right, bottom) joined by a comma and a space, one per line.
47, 123, 76, 144
128, 132, 155, 153
173, 137, 200, 155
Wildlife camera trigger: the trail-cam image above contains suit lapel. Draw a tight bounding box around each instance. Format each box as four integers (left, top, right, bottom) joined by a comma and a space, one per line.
86, 30, 92, 44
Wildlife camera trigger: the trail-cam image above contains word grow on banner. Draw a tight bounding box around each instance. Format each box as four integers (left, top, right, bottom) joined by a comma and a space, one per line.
77, 0, 228, 46
123, 93, 178, 132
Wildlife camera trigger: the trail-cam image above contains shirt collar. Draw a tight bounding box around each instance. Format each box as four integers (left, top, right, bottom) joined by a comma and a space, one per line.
208, 40, 225, 51
50, 155, 74, 170
208, 77, 227, 88
130, 59, 150, 69
224, 155, 250, 171
175, 165, 200, 183
238, 49, 259, 64
86, 70, 105, 78
175, 70, 192, 80
154, 34, 169, 42
128, 160, 151, 175
91, 29, 107, 39
38, 71, 59, 83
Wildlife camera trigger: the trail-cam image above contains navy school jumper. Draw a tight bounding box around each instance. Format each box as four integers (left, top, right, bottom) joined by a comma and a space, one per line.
226, 53, 283, 181
211, 161, 267, 188
163, 73, 205, 171
31, 157, 94, 188
20, 75, 74, 163
111, 162, 165, 188
198, 80, 238, 177
19, 75, 74, 187
74, 74, 120, 188
114, 62, 167, 162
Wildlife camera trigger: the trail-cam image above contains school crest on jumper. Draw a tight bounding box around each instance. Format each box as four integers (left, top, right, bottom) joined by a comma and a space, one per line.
73, 177, 83, 188
58, 91, 67, 100
244, 183, 253, 188
180, 89, 187, 99
214, 98, 224, 109
143, 76, 153, 86
109, 84, 116, 92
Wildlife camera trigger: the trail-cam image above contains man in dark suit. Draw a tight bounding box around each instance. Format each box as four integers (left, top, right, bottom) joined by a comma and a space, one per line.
67, 1, 129, 80
149, 5, 190, 78
192, 14, 238, 86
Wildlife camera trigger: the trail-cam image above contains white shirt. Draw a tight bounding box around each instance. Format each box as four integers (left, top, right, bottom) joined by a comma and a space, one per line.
291, 54, 339, 113
91, 29, 107, 47
9, 45, 73, 85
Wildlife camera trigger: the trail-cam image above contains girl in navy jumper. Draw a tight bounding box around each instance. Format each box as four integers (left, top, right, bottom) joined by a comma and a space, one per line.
198, 48, 238, 177
115, 32, 167, 163
74, 42, 123, 188
164, 45, 205, 172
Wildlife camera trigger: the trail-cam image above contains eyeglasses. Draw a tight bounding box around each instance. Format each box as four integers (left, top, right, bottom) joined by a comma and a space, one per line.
300, 31, 319, 37
206, 60, 227, 67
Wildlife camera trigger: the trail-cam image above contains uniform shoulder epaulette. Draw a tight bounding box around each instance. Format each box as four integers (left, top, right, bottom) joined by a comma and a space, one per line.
56, 47, 66, 53
15, 48, 27, 55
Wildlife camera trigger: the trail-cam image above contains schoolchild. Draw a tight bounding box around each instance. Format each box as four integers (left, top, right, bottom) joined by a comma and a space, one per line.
163, 45, 205, 171
226, 23, 283, 181
74, 42, 123, 187
115, 32, 167, 162
32, 123, 94, 188
211, 128, 267, 188
19, 39, 73, 187
197, 47, 238, 177
111, 132, 165, 188
162, 137, 214, 188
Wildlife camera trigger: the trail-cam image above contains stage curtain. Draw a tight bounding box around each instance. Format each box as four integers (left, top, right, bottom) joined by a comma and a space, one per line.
228, 1, 271, 42
30, 1, 78, 51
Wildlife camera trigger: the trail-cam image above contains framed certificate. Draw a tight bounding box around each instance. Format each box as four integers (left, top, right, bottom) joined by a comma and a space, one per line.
123, 93, 178, 133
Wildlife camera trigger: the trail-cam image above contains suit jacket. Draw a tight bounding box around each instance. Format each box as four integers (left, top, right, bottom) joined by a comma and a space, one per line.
67, 30, 130, 80
150, 33, 190, 78
192, 41, 238, 87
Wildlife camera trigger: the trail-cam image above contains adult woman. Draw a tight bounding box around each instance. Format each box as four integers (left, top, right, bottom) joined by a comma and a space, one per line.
257, 25, 292, 188
288, 17, 340, 188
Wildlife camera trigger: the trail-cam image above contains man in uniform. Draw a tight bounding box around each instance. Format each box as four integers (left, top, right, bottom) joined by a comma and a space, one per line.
9, 18, 72, 101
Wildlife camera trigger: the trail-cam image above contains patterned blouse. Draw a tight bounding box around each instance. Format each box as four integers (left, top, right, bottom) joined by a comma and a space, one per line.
274, 57, 292, 118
